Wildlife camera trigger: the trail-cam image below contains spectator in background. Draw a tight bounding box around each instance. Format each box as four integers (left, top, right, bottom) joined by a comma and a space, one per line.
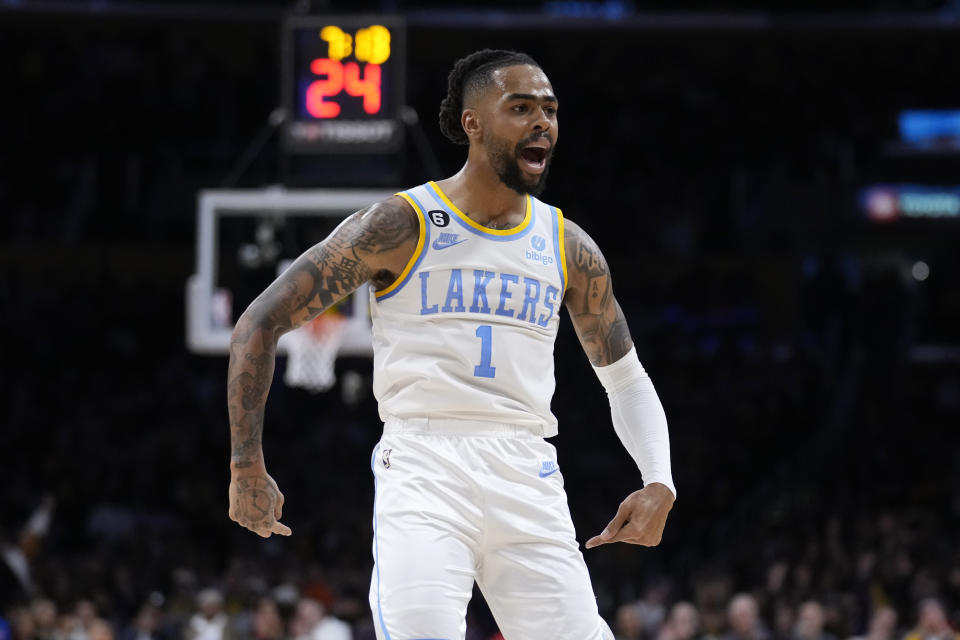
615, 603, 644, 640
289, 599, 350, 640
184, 590, 231, 640
29, 599, 57, 640
1, 614, 12, 640
0, 495, 56, 604
87, 620, 114, 640
61, 599, 100, 640
694, 574, 732, 640
247, 598, 283, 640
119, 603, 170, 640
1, 497, 55, 607
904, 599, 959, 640
794, 601, 836, 640
699, 605, 726, 640
636, 582, 671, 639
847, 606, 897, 640
771, 601, 795, 640
7, 607, 35, 640
0, 533, 25, 606
724, 594, 770, 640
659, 602, 702, 640
52, 607, 75, 640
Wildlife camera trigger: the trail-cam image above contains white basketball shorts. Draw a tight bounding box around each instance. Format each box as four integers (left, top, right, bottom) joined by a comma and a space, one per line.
368, 417, 614, 640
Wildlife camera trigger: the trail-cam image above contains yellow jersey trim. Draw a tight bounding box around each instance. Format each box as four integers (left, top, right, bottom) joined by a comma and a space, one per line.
428, 180, 533, 237
556, 207, 568, 297
374, 192, 426, 299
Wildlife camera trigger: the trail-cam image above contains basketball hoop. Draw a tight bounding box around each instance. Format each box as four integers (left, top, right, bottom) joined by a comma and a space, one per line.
283, 312, 348, 392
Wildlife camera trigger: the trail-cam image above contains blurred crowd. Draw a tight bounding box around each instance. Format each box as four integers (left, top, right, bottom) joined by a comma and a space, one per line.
3, 545, 960, 640
3, 479, 960, 639
0, 589, 353, 640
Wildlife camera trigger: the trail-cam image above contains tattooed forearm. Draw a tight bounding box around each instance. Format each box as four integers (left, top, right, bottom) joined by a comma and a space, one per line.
227, 315, 277, 469
564, 220, 633, 366
227, 196, 418, 470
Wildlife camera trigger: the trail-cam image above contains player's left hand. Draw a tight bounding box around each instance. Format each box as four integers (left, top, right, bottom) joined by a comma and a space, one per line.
585, 483, 674, 549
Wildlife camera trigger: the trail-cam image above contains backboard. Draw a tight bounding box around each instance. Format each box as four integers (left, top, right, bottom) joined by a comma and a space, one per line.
186, 187, 398, 356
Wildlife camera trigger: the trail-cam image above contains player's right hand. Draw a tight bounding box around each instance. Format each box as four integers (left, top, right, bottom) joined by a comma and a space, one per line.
228, 470, 292, 538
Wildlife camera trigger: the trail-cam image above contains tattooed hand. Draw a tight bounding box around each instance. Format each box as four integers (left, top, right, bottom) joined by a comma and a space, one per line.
228, 471, 291, 538
226, 196, 419, 536
562, 218, 633, 366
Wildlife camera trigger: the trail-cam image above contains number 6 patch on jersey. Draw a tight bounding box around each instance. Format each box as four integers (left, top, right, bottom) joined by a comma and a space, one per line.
428, 209, 450, 227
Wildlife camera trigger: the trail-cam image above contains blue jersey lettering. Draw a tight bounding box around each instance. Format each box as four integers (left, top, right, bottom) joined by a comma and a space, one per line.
469, 270, 494, 314
495, 273, 520, 318
517, 277, 541, 323
441, 269, 467, 313
538, 285, 559, 327
415, 268, 557, 325
419, 272, 438, 315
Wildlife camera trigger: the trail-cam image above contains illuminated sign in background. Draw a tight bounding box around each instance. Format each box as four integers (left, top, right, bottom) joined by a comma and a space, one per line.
861, 184, 960, 223
898, 110, 960, 151
284, 17, 405, 153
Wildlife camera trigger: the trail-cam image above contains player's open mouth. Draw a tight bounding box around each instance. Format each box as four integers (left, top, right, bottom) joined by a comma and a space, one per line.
519, 146, 548, 174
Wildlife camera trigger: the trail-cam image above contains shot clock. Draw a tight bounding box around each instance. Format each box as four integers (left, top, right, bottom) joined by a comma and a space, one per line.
282, 16, 405, 153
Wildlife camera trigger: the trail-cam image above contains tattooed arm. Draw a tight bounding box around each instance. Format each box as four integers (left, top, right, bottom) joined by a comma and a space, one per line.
563, 219, 675, 550
227, 196, 419, 537
562, 219, 632, 366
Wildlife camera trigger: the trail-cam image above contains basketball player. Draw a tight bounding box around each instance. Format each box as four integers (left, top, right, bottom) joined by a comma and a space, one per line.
227, 50, 676, 639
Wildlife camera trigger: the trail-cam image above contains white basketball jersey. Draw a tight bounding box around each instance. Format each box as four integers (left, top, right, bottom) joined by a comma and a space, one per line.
369, 181, 568, 436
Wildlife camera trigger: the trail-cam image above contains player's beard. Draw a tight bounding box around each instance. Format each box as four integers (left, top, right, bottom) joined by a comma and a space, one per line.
484, 131, 553, 197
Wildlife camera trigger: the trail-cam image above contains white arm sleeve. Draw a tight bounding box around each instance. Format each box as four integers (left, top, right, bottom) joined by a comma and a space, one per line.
592, 346, 676, 498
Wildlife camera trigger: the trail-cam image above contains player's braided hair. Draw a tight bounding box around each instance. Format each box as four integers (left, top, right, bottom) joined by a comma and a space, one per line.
438, 49, 540, 146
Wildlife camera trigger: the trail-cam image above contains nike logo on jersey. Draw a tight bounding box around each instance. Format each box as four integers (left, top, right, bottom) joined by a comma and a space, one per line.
432, 232, 467, 250
538, 460, 559, 478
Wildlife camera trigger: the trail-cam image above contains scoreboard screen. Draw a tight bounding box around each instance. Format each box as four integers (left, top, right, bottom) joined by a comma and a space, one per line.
282, 16, 405, 153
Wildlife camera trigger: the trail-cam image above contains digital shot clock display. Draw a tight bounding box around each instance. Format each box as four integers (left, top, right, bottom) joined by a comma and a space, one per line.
283, 16, 405, 153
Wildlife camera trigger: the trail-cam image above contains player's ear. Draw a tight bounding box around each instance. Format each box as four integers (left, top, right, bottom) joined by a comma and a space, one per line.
462, 108, 481, 141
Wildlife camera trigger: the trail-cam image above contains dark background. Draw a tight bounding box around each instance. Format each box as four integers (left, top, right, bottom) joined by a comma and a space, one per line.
2, 1, 959, 638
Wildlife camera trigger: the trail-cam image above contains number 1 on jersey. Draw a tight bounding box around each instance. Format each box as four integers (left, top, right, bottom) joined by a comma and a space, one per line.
473, 325, 496, 378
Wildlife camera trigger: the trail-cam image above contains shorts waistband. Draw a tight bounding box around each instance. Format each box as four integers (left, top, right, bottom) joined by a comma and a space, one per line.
383, 416, 544, 438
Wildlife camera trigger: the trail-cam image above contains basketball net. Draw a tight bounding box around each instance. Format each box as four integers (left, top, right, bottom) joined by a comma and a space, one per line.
283, 312, 348, 392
